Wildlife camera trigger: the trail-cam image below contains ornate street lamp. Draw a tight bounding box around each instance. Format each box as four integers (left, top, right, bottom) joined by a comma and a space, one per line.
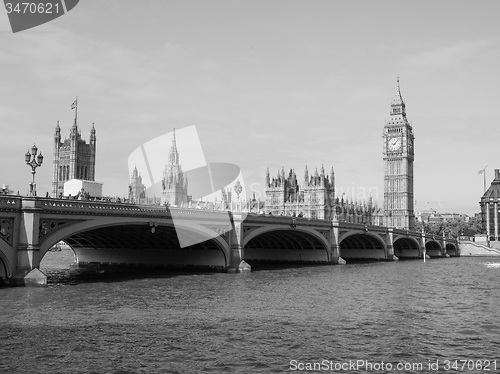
25, 144, 43, 196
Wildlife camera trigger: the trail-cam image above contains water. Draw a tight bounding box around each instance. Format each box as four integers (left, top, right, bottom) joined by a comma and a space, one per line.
1, 251, 499, 374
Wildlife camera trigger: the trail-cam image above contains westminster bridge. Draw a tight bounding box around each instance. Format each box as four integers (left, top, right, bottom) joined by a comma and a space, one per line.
0, 196, 459, 286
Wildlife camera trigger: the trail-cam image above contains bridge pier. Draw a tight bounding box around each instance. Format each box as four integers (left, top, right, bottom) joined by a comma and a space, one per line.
11, 198, 46, 286
385, 228, 397, 261
330, 219, 344, 264
420, 232, 426, 259
441, 234, 450, 258
227, 214, 249, 273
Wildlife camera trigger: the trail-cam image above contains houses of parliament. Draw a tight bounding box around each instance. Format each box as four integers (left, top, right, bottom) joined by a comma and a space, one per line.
264, 78, 415, 230
53, 79, 416, 230
52, 119, 96, 198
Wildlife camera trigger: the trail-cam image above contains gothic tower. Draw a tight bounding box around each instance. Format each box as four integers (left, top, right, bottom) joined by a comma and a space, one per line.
383, 78, 415, 229
161, 129, 188, 206
265, 167, 293, 215
264, 165, 335, 219
52, 121, 61, 197
129, 166, 146, 204
52, 118, 97, 198
302, 165, 335, 220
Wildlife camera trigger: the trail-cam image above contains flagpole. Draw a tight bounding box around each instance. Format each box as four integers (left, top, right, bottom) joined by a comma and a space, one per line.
484, 169, 486, 193
484, 165, 488, 193
74, 96, 78, 125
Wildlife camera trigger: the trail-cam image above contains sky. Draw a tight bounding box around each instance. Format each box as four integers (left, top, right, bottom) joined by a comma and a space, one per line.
1, 0, 499, 215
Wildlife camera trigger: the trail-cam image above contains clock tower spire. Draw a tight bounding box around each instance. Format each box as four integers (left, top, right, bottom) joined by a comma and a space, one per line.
383, 77, 415, 230
391, 76, 406, 117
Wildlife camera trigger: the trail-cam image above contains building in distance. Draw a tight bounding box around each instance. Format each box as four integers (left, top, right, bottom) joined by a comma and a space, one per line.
52, 100, 102, 199
0, 184, 14, 195
264, 166, 382, 224
128, 166, 146, 204
160, 129, 189, 206
382, 78, 415, 230
480, 168, 500, 241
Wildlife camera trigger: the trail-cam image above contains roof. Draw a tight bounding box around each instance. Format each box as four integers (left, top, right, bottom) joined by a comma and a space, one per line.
481, 169, 500, 203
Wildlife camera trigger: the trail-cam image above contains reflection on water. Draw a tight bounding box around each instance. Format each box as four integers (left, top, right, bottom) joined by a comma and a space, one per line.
484, 262, 500, 268
0, 251, 499, 374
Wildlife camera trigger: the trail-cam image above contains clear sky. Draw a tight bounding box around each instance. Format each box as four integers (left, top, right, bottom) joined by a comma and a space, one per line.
1, 0, 499, 215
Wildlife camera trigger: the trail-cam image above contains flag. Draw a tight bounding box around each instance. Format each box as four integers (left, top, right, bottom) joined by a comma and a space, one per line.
478, 169, 484, 175
71, 100, 77, 110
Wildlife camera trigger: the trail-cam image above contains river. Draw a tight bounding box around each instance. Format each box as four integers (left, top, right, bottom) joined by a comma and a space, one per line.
1, 250, 499, 373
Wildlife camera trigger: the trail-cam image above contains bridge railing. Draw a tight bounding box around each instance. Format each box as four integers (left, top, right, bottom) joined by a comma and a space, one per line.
37, 197, 236, 220
0, 195, 22, 210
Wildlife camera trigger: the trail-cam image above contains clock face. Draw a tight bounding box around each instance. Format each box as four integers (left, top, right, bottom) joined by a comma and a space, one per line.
388, 137, 402, 151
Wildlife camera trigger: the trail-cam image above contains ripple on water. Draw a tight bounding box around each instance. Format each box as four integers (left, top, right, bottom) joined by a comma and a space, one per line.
0, 257, 498, 373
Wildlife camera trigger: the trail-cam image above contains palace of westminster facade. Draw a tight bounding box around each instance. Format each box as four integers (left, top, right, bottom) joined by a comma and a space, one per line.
264, 78, 415, 230
53, 79, 416, 230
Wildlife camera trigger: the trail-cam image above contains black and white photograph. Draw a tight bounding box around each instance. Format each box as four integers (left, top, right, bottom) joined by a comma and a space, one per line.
0, 1, 499, 373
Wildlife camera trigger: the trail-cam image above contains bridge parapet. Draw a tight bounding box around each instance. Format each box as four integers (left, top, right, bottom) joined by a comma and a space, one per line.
0, 196, 22, 210
338, 222, 386, 231
37, 198, 233, 220
392, 228, 421, 237
244, 213, 328, 227
40, 198, 162, 215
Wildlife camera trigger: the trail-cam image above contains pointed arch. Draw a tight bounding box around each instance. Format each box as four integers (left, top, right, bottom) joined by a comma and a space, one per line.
393, 236, 421, 258
338, 231, 387, 260
243, 225, 330, 263
38, 217, 231, 270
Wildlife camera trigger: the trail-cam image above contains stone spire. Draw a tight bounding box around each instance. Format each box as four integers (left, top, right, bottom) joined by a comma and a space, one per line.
391, 76, 406, 117
168, 128, 179, 166
161, 128, 188, 206
54, 121, 61, 140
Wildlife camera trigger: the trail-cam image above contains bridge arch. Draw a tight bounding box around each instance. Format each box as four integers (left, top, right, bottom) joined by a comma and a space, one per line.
0, 250, 9, 279
425, 240, 443, 258
338, 231, 387, 261
393, 236, 421, 259
243, 225, 330, 264
0, 240, 12, 279
446, 243, 458, 257
38, 218, 230, 270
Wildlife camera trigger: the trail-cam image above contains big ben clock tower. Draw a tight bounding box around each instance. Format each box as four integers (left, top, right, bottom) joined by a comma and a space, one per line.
383, 78, 415, 230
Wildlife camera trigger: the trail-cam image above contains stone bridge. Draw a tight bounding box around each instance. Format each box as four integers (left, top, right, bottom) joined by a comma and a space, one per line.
0, 196, 459, 286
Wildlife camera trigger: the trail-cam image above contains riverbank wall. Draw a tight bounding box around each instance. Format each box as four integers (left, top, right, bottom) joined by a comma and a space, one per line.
459, 241, 500, 257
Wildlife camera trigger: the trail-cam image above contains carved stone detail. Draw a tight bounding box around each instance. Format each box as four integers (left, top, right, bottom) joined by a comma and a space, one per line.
39, 220, 72, 239
316, 229, 330, 242
0, 219, 13, 245
243, 226, 261, 237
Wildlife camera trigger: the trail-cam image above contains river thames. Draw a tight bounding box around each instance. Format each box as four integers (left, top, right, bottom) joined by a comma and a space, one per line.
0, 251, 499, 374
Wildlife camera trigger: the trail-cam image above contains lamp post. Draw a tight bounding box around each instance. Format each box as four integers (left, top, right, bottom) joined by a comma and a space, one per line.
25, 144, 43, 196
234, 180, 242, 212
